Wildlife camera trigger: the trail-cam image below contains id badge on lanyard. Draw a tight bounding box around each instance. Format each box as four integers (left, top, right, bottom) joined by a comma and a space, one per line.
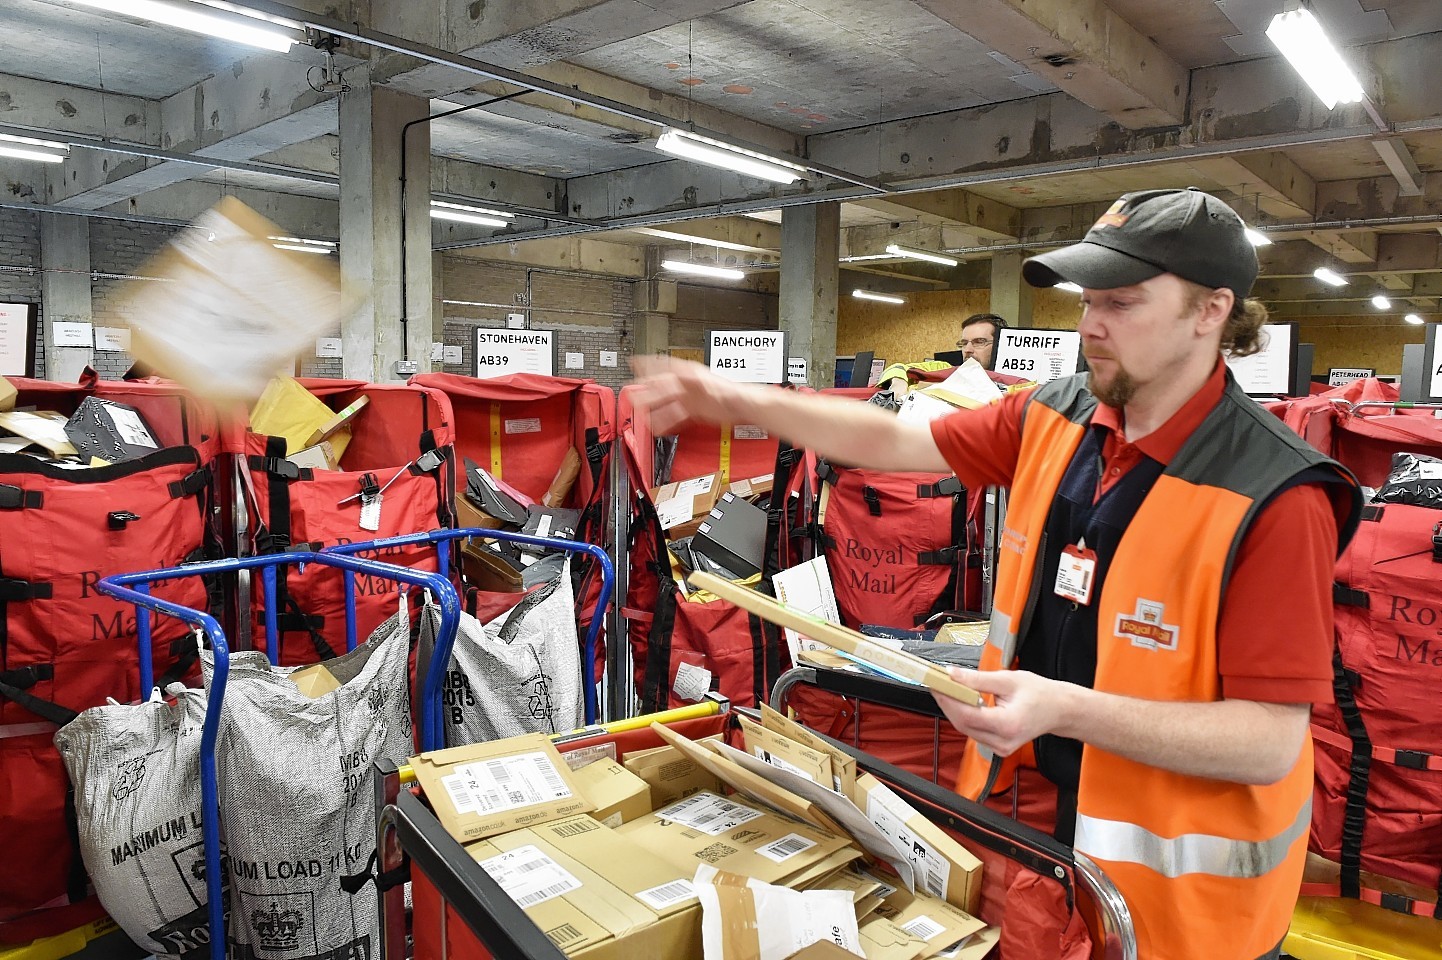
1054, 538, 1098, 605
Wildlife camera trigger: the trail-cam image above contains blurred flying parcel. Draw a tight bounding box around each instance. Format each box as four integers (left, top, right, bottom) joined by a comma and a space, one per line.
125, 198, 348, 404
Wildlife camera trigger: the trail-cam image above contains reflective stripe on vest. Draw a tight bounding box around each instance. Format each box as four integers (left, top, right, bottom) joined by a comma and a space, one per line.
1075, 798, 1311, 880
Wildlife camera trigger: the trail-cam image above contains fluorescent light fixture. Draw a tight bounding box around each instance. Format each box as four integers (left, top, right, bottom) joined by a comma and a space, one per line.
884, 243, 959, 267
1244, 227, 1272, 247
1405, 313, 1425, 325
1054, 281, 1084, 294
1371, 295, 1392, 309
268, 235, 335, 247
272, 243, 332, 255
639, 228, 767, 254
61, 0, 303, 53
1265, 7, 1365, 110
1313, 267, 1348, 287
0, 133, 68, 164
429, 201, 510, 228
661, 259, 745, 280
838, 253, 904, 263
655, 129, 806, 185
852, 289, 905, 304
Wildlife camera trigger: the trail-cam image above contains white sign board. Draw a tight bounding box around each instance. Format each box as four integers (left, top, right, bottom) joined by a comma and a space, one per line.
430, 341, 445, 361
599, 350, 618, 368
94, 327, 132, 352
443, 345, 463, 365
473, 328, 555, 378
707, 330, 787, 383
1328, 367, 1373, 388
0, 303, 32, 376
52, 321, 93, 348
564, 351, 584, 369
1226, 323, 1295, 396
994, 329, 1082, 383
315, 337, 342, 358
787, 356, 807, 385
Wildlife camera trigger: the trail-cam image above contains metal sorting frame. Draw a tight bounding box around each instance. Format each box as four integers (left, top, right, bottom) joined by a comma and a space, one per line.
771, 665, 1137, 960
95, 551, 463, 960
323, 526, 616, 726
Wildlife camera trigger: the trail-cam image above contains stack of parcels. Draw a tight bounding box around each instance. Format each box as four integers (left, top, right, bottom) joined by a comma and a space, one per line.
248, 376, 369, 471
0, 377, 168, 468
457, 452, 584, 592
408, 711, 996, 960
650, 469, 777, 592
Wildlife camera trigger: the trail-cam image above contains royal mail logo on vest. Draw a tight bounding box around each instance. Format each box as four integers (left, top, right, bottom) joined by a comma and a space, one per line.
1115, 599, 1179, 651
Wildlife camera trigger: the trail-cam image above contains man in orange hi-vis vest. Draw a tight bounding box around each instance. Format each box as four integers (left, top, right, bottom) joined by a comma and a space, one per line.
631, 187, 1361, 959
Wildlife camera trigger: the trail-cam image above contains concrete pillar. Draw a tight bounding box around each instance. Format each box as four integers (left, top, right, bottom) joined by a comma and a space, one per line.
989, 251, 1033, 328
39, 214, 92, 382
338, 72, 432, 382
632, 248, 673, 357
430, 251, 446, 371
633, 313, 671, 356
779, 203, 840, 389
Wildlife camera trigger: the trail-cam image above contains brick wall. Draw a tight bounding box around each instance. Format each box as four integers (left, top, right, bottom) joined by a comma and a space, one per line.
0, 208, 43, 376
441, 256, 634, 391
90, 219, 181, 379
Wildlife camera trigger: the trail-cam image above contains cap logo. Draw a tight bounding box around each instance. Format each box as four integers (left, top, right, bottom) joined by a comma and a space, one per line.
1093, 198, 1129, 230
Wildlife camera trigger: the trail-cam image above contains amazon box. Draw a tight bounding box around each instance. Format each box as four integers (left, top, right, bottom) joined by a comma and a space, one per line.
615, 791, 860, 887
410, 733, 593, 842
571, 757, 652, 828
465, 814, 701, 960
650, 471, 724, 539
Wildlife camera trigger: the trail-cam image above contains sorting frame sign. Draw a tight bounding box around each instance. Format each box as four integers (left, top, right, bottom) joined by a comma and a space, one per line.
993, 329, 1082, 383
707, 329, 787, 383
1328, 367, 1374, 388
473, 328, 556, 378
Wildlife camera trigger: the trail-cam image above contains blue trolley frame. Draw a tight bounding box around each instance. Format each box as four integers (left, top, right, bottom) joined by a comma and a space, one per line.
96, 551, 461, 960
324, 527, 615, 726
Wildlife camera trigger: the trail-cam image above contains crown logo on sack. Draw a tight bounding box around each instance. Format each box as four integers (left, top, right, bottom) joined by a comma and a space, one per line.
251, 903, 304, 951
367, 685, 385, 713
112, 756, 148, 801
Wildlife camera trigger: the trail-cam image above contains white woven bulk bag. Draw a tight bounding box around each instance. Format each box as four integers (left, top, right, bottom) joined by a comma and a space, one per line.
204, 604, 411, 960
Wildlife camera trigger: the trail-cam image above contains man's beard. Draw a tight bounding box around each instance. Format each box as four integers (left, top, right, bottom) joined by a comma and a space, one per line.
1089, 366, 1137, 408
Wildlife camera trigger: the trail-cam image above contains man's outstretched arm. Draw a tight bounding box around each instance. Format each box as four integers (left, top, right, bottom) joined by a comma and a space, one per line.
631, 355, 951, 473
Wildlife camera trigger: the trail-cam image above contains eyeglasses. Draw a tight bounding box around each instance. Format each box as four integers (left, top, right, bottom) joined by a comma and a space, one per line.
956, 338, 994, 349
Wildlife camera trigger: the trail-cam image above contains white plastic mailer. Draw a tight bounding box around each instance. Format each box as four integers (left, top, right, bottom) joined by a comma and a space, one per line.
204, 604, 412, 960
56, 685, 216, 960
420, 562, 583, 746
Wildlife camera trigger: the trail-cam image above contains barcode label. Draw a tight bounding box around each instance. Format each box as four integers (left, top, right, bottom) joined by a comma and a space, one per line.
547, 819, 597, 839
753, 747, 817, 783
655, 792, 762, 836
758, 832, 816, 863
441, 752, 572, 815
866, 784, 950, 900
477, 845, 582, 909
901, 915, 946, 942
635, 879, 697, 910
858, 870, 898, 900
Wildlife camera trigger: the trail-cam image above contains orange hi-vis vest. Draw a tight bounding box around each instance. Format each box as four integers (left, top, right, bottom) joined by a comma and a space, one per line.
956, 373, 1360, 960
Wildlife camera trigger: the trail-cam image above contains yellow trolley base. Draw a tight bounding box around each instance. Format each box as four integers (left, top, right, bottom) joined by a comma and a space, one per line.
1285, 897, 1442, 960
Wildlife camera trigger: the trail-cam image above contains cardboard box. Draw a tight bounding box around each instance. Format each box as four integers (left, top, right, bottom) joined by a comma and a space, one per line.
288, 661, 340, 698
542, 447, 582, 508
727, 472, 774, 501
739, 714, 834, 790
871, 889, 988, 960
409, 733, 593, 842
287, 440, 338, 472
0, 410, 78, 457
691, 572, 982, 706
852, 775, 983, 916
571, 758, 652, 828
63, 397, 161, 463
760, 704, 857, 798
691, 492, 769, 579
615, 791, 860, 887
465, 814, 701, 960
621, 741, 724, 808
456, 492, 508, 532
304, 393, 368, 449
0, 377, 15, 413
649, 471, 724, 539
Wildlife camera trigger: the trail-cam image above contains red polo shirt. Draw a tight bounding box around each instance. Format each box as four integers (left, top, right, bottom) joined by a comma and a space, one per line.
930, 360, 1338, 704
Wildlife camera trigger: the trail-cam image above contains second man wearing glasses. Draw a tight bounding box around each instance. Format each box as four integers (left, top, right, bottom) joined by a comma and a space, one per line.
956, 312, 1008, 370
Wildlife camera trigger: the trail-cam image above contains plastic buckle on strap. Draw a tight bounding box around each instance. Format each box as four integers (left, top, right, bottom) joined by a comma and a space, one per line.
1393, 749, 1431, 770
414, 449, 444, 473
0, 578, 52, 601
817, 462, 837, 486
0, 484, 40, 509
168, 467, 210, 499
1431, 522, 1442, 563
918, 477, 963, 498
255, 531, 290, 554
586, 440, 607, 465
1380, 892, 1416, 915
261, 457, 301, 481
919, 546, 959, 565
863, 486, 881, 516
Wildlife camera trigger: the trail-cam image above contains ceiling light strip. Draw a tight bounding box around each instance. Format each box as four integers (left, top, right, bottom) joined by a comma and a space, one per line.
1265, 7, 1365, 110
62, 0, 303, 52
661, 259, 745, 280
852, 289, 905, 304
656, 129, 806, 185
885, 243, 959, 267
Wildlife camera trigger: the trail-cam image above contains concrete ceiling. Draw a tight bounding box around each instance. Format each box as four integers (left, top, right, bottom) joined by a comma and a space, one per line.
1, 0, 1442, 320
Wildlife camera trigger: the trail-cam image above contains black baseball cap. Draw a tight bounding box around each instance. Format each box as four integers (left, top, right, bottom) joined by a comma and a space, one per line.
1022, 188, 1259, 298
